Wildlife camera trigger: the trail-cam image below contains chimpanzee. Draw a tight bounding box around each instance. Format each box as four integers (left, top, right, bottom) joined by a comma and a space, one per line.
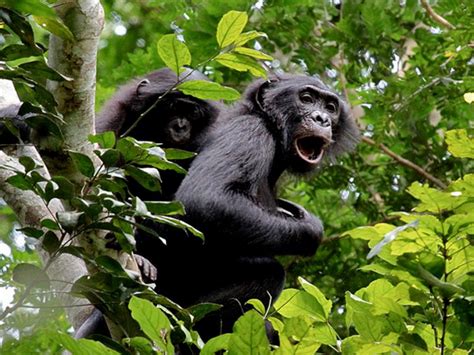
149, 74, 359, 340
96, 67, 221, 200
74, 68, 221, 339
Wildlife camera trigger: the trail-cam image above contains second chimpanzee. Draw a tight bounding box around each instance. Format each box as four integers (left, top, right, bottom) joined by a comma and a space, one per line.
96, 67, 221, 200
75, 68, 221, 339
152, 74, 359, 339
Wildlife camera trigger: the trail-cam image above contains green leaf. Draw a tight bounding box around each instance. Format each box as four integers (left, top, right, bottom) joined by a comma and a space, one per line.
313, 323, 338, 345
298, 277, 332, 320
149, 215, 204, 240
215, 53, 267, 78
0, 44, 43, 61
57, 211, 82, 233
33, 16, 74, 41
246, 298, 266, 314
96, 256, 128, 275
157, 34, 191, 75
234, 47, 273, 60
41, 218, 60, 231
20, 61, 70, 82
202, 334, 231, 355
0, 8, 35, 47
445, 129, 474, 159
274, 288, 326, 322
125, 166, 161, 192
51, 176, 75, 200
98, 149, 121, 167
216, 11, 248, 48
56, 333, 119, 355
6, 174, 33, 190
177, 80, 240, 101
145, 201, 184, 216
234, 31, 266, 46
89, 131, 116, 149
69, 151, 95, 178
12, 263, 50, 289
125, 337, 154, 354
17, 227, 44, 239
3, 0, 56, 18
42, 231, 60, 254
129, 296, 174, 353
408, 182, 466, 213
163, 148, 196, 160
19, 156, 36, 172
187, 303, 222, 323
228, 310, 270, 355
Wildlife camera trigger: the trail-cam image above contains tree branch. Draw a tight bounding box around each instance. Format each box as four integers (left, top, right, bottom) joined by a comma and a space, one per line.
0, 145, 91, 329
420, 0, 455, 30
44, 0, 104, 181
362, 136, 447, 189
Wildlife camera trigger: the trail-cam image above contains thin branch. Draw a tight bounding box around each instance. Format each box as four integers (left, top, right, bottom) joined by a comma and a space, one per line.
362, 136, 447, 189
420, 0, 455, 30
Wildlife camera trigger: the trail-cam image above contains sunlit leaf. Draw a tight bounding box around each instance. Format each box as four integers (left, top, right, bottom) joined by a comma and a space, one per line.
157, 34, 191, 75
177, 80, 240, 100
216, 11, 248, 48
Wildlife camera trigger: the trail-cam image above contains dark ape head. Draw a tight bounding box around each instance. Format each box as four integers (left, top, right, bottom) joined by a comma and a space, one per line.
96, 68, 221, 151
244, 74, 359, 172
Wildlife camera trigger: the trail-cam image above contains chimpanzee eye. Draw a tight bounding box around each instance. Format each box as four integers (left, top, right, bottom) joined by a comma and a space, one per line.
299, 91, 315, 104
326, 101, 338, 113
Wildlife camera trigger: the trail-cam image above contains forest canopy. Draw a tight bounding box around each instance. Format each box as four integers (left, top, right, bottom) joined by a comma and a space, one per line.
0, 0, 473, 354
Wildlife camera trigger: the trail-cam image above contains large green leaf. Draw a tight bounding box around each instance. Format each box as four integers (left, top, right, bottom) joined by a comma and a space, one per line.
216, 11, 248, 48
129, 296, 174, 353
157, 34, 191, 75
177, 80, 240, 100
228, 310, 270, 355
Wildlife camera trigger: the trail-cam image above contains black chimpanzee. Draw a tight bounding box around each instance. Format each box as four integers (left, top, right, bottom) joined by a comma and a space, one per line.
74, 68, 221, 339
96, 67, 221, 200
148, 74, 359, 340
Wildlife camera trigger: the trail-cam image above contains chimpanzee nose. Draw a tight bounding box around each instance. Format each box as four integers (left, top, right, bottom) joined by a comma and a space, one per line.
311, 112, 330, 127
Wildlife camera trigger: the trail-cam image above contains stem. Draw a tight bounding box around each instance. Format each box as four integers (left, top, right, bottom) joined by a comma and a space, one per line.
362, 136, 447, 189
440, 297, 449, 355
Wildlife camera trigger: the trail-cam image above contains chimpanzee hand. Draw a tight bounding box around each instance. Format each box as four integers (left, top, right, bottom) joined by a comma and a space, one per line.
134, 254, 158, 282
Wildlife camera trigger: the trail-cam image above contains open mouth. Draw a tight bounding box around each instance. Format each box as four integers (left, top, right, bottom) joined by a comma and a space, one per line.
295, 136, 329, 164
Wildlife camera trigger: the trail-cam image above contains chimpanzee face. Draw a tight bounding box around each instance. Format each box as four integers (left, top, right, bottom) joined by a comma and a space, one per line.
292, 85, 341, 169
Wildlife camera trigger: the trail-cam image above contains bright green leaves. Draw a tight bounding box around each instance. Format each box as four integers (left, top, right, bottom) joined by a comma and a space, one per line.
157, 34, 191, 75
342, 129, 474, 353
129, 296, 174, 354
214, 12, 270, 78
215, 53, 267, 78
273, 278, 337, 351
177, 80, 240, 100
227, 310, 270, 355
155, 10, 271, 103
216, 11, 248, 48
55, 333, 119, 355
446, 129, 474, 159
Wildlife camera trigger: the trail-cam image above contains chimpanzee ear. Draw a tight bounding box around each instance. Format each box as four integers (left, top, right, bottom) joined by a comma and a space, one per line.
247, 79, 277, 112
136, 78, 150, 95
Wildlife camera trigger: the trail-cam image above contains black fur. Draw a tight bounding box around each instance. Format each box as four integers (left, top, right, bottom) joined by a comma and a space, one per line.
96, 67, 221, 200
150, 74, 359, 339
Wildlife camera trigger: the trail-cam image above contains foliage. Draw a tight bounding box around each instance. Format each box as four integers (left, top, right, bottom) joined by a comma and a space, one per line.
1, 0, 473, 354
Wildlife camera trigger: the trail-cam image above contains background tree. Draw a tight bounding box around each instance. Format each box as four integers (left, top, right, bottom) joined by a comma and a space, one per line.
0, 0, 472, 353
